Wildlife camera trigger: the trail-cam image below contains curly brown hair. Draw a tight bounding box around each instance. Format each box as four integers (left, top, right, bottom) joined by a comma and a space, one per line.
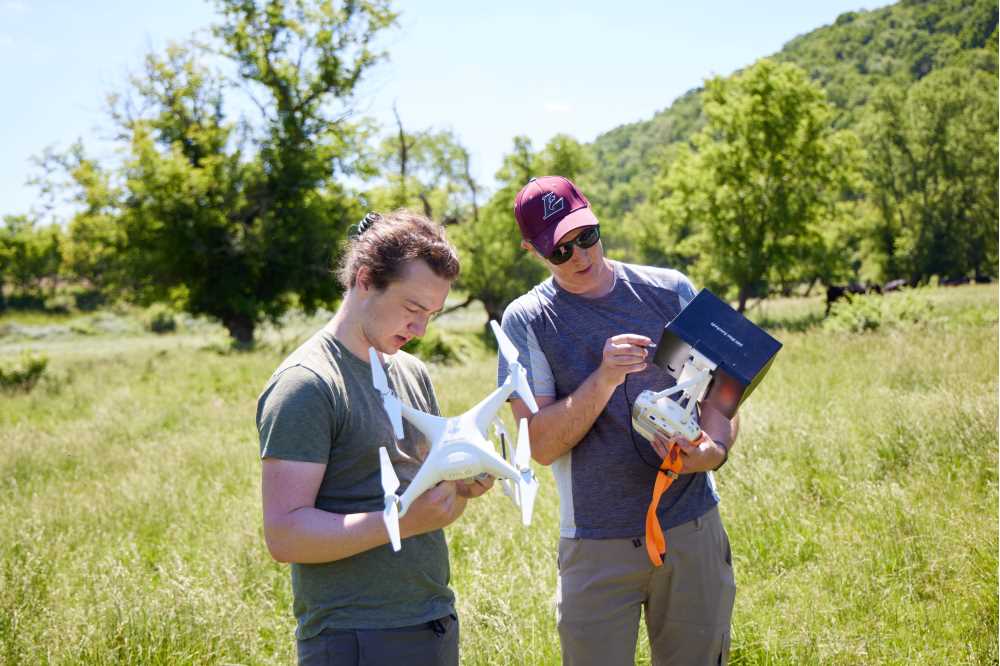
337, 210, 460, 291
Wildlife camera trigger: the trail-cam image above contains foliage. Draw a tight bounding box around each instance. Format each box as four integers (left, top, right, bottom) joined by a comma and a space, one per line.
452, 134, 594, 324
648, 60, 860, 310
42, 1, 397, 346
451, 137, 542, 324
0, 352, 48, 392
143, 303, 178, 334
580, 0, 998, 277
0, 214, 64, 307
402, 327, 460, 364
823, 289, 930, 333
366, 114, 480, 226
860, 66, 998, 283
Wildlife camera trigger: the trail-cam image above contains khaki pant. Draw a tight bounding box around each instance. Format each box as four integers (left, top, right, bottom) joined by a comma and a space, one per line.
556, 507, 735, 666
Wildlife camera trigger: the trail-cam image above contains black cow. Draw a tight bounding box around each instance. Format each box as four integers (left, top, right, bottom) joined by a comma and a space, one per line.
940, 276, 971, 287
825, 282, 881, 316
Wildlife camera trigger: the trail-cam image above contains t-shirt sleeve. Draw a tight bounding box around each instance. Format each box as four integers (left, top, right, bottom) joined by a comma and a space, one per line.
498, 302, 555, 398
256, 365, 337, 463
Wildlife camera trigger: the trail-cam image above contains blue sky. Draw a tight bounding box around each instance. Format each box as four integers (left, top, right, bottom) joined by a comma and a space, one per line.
0, 0, 888, 220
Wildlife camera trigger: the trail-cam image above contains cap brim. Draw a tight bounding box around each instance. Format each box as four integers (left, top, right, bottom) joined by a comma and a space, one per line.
529, 207, 600, 257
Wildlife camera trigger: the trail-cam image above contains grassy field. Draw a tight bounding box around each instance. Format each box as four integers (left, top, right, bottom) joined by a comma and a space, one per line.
1, 285, 996, 665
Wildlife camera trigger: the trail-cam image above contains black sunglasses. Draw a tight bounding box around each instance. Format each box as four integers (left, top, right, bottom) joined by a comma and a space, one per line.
542, 226, 601, 265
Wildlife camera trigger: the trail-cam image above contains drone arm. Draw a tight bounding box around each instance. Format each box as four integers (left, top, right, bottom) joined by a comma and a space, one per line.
397, 403, 449, 445
471, 383, 517, 437
474, 450, 521, 481
394, 460, 442, 518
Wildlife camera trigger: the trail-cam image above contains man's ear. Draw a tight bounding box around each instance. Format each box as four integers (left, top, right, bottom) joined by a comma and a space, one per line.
522, 241, 545, 264
356, 265, 372, 293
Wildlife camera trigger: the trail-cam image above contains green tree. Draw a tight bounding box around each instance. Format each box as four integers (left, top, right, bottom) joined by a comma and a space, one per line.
453, 134, 593, 324
0, 215, 64, 305
861, 66, 999, 282
31, 143, 128, 292
453, 136, 541, 324
367, 107, 479, 225
84, 1, 396, 345
574, 0, 997, 244
649, 59, 859, 311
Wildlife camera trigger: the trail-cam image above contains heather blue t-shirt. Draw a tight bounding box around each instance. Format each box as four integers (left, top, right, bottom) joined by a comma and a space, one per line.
498, 260, 719, 539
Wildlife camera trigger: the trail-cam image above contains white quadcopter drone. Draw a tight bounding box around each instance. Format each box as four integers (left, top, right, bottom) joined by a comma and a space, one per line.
370, 321, 541, 552
631, 347, 717, 444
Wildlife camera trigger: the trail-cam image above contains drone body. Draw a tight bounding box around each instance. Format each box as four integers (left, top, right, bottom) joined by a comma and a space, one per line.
371, 321, 540, 552
631, 348, 717, 444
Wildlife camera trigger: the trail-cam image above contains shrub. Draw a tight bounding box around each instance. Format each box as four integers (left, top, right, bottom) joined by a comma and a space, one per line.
0, 352, 49, 392
824, 289, 931, 333
42, 293, 75, 314
72, 288, 106, 312
144, 304, 177, 334
403, 329, 461, 364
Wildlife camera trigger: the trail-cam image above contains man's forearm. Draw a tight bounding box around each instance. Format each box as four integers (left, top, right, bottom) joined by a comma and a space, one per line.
700, 402, 740, 451
265, 507, 391, 564
527, 368, 618, 465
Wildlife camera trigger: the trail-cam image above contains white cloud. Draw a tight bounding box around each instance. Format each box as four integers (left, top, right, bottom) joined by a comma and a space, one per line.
543, 102, 572, 114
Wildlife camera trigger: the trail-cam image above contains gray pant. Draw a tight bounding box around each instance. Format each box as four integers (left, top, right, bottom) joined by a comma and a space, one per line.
557, 507, 736, 666
297, 614, 458, 666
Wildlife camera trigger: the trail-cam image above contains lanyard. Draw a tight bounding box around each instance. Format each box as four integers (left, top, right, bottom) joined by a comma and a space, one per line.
643, 434, 703, 567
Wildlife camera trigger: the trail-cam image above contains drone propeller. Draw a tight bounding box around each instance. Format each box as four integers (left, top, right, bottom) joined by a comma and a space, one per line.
379, 447, 402, 552
514, 417, 531, 470
369, 347, 405, 440
489, 321, 539, 414
514, 418, 539, 526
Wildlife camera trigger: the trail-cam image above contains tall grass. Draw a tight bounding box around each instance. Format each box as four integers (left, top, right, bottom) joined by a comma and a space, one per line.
0, 285, 996, 664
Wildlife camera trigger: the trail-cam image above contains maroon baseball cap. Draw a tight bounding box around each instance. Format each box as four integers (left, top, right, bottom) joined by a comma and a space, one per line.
514, 176, 599, 257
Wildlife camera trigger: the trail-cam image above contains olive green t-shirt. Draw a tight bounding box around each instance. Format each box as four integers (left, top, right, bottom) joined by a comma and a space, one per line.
256, 327, 454, 640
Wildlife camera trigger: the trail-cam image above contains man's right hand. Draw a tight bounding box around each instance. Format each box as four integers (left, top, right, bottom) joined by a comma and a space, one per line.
596, 334, 654, 388
399, 481, 467, 538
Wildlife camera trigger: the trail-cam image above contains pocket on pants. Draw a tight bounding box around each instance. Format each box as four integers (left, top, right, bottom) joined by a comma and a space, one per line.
297, 629, 358, 666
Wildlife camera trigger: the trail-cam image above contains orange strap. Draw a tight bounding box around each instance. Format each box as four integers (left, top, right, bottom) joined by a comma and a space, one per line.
644, 444, 683, 566
644, 433, 704, 567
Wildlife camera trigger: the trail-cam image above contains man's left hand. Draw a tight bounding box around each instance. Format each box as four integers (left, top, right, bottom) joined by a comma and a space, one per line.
674, 434, 726, 473
455, 475, 495, 498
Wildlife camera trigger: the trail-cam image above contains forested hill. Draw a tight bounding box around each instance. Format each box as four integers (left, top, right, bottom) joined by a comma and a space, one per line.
584, 0, 999, 222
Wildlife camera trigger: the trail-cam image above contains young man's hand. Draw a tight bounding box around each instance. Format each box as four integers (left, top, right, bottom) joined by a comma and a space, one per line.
400, 481, 467, 537
455, 475, 495, 498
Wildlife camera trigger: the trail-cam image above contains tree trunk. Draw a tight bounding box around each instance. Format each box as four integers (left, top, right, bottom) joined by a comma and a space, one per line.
804, 276, 818, 297
223, 313, 255, 348
439, 296, 473, 317
482, 300, 504, 326
737, 285, 749, 313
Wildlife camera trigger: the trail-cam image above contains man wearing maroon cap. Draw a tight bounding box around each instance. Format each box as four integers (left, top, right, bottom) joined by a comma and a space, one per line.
497, 176, 739, 665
